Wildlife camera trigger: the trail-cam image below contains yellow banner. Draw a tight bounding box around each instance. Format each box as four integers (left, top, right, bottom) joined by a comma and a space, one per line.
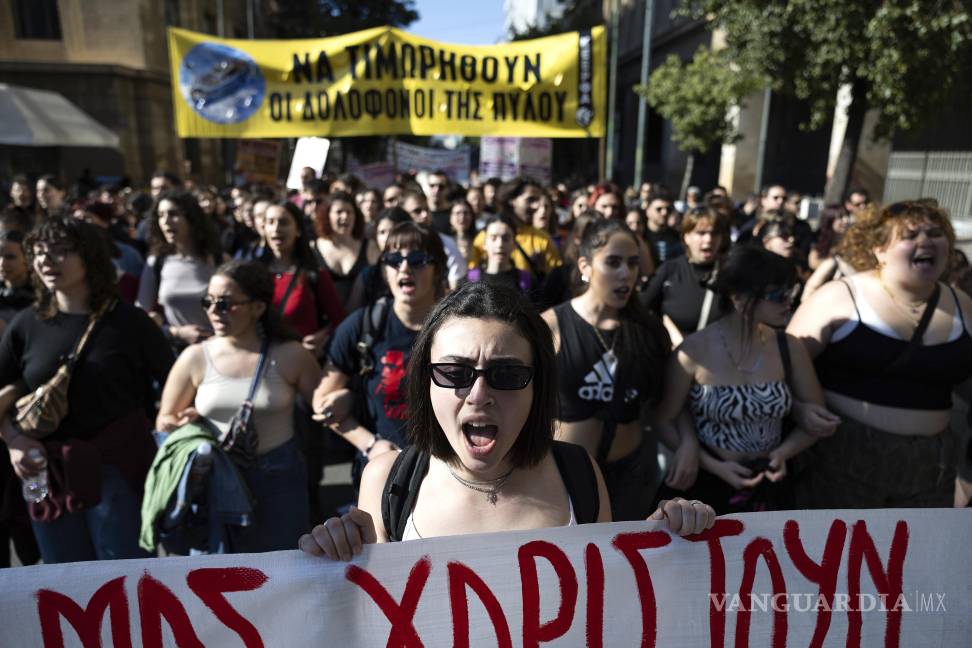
168, 26, 605, 139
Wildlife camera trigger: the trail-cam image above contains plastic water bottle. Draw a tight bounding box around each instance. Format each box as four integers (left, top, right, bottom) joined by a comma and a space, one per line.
188, 442, 213, 500
21, 448, 49, 504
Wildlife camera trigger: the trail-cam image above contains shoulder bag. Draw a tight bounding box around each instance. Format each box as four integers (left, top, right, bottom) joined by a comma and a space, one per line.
219, 337, 271, 467
14, 301, 115, 439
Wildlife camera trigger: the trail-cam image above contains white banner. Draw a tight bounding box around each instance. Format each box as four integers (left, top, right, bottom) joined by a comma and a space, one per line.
285, 137, 330, 189
2, 510, 970, 647
390, 141, 470, 185
480, 136, 552, 185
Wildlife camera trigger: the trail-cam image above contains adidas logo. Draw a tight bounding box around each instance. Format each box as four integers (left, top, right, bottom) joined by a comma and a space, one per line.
578, 351, 617, 402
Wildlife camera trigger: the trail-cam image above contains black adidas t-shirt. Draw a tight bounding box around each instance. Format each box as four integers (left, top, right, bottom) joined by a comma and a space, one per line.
552, 302, 669, 424
327, 304, 417, 447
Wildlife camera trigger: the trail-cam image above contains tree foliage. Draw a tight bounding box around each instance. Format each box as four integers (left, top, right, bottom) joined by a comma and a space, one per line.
267, 0, 419, 38
637, 47, 760, 153
509, 0, 602, 40
680, 0, 972, 139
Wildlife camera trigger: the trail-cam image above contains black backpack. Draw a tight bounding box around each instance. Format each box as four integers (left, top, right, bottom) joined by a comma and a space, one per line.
381, 440, 600, 541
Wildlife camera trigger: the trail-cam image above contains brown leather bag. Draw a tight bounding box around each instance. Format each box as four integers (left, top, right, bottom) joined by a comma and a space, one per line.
14, 302, 112, 439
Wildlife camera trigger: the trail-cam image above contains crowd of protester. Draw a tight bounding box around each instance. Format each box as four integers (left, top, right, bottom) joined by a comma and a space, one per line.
0, 165, 969, 566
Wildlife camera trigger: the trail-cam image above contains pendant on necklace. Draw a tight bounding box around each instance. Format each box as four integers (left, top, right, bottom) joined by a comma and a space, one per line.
486, 491, 498, 505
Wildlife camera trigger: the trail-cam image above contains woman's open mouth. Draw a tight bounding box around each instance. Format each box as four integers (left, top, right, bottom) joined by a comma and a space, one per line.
398, 277, 417, 295
912, 253, 936, 269
462, 422, 498, 458
613, 285, 632, 300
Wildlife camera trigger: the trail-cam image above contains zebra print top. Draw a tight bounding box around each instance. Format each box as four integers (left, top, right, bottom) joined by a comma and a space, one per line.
687, 381, 792, 454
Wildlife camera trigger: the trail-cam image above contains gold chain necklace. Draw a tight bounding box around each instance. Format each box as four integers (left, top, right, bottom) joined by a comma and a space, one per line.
590, 322, 620, 365
879, 276, 928, 323
448, 467, 515, 505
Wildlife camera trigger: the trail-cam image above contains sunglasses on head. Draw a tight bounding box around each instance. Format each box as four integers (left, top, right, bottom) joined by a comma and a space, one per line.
200, 296, 252, 313
383, 250, 432, 269
762, 286, 798, 304
430, 363, 534, 390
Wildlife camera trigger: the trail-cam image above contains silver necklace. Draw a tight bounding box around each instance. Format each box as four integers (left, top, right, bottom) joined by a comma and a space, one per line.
590, 322, 620, 365
448, 467, 515, 505
717, 321, 764, 374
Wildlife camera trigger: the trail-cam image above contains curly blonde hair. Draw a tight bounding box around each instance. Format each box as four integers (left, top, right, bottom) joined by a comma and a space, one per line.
835, 200, 955, 272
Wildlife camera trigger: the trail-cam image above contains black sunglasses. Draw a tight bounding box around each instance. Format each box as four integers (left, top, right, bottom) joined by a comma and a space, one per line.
762, 286, 798, 304
200, 296, 252, 313
383, 250, 432, 269
430, 363, 534, 391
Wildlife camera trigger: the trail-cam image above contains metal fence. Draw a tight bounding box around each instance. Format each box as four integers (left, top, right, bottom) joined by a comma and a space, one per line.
884, 151, 972, 237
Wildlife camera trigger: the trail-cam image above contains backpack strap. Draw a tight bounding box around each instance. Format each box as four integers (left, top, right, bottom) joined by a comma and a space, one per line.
886, 283, 940, 373
550, 440, 599, 524
304, 269, 326, 328
514, 239, 543, 283
355, 297, 390, 376
381, 446, 430, 542
775, 329, 792, 386
276, 270, 302, 317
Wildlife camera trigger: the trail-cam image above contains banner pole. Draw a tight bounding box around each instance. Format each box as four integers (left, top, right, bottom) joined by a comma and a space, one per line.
605, 0, 620, 182
633, 0, 654, 188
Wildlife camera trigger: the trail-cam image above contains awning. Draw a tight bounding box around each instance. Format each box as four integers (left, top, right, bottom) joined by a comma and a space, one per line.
0, 83, 120, 148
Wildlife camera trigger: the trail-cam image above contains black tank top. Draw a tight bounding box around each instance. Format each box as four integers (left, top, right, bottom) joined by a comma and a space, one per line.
321, 241, 368, 307
815, 281, 972, 410
553, 302, 646, 423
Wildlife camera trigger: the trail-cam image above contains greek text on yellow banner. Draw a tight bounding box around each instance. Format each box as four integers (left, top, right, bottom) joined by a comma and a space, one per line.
168, 26, 606, 139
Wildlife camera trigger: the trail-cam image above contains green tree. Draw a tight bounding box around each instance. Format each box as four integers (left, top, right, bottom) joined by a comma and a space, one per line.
681, 0, 972, 201
509, 0, 603, 40
268, 0, 418, 38
636, 47, 760, 198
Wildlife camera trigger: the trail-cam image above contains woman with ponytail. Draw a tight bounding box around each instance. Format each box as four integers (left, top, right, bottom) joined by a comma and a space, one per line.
156, 260, 322, 551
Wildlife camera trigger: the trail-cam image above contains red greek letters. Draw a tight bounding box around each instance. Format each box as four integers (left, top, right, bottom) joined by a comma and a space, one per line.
345, 556, 431, 648
519, 540, 579, 647
783, 519, 846, 648
611, 530, 672, 648
448, 561, 512, 648
36, 568, 268, 648
38, 576, 132, 648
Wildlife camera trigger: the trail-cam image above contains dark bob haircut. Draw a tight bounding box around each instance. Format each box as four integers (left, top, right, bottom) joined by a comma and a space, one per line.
405, 281, 556, 470
716, 245, 797, 309
383, 221, 448, 295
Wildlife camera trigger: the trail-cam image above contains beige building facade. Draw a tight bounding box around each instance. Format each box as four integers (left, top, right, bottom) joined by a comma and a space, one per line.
0, 0, 254, 186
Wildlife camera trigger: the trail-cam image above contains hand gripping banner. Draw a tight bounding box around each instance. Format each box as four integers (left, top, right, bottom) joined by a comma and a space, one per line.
167, 26, 606, 139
